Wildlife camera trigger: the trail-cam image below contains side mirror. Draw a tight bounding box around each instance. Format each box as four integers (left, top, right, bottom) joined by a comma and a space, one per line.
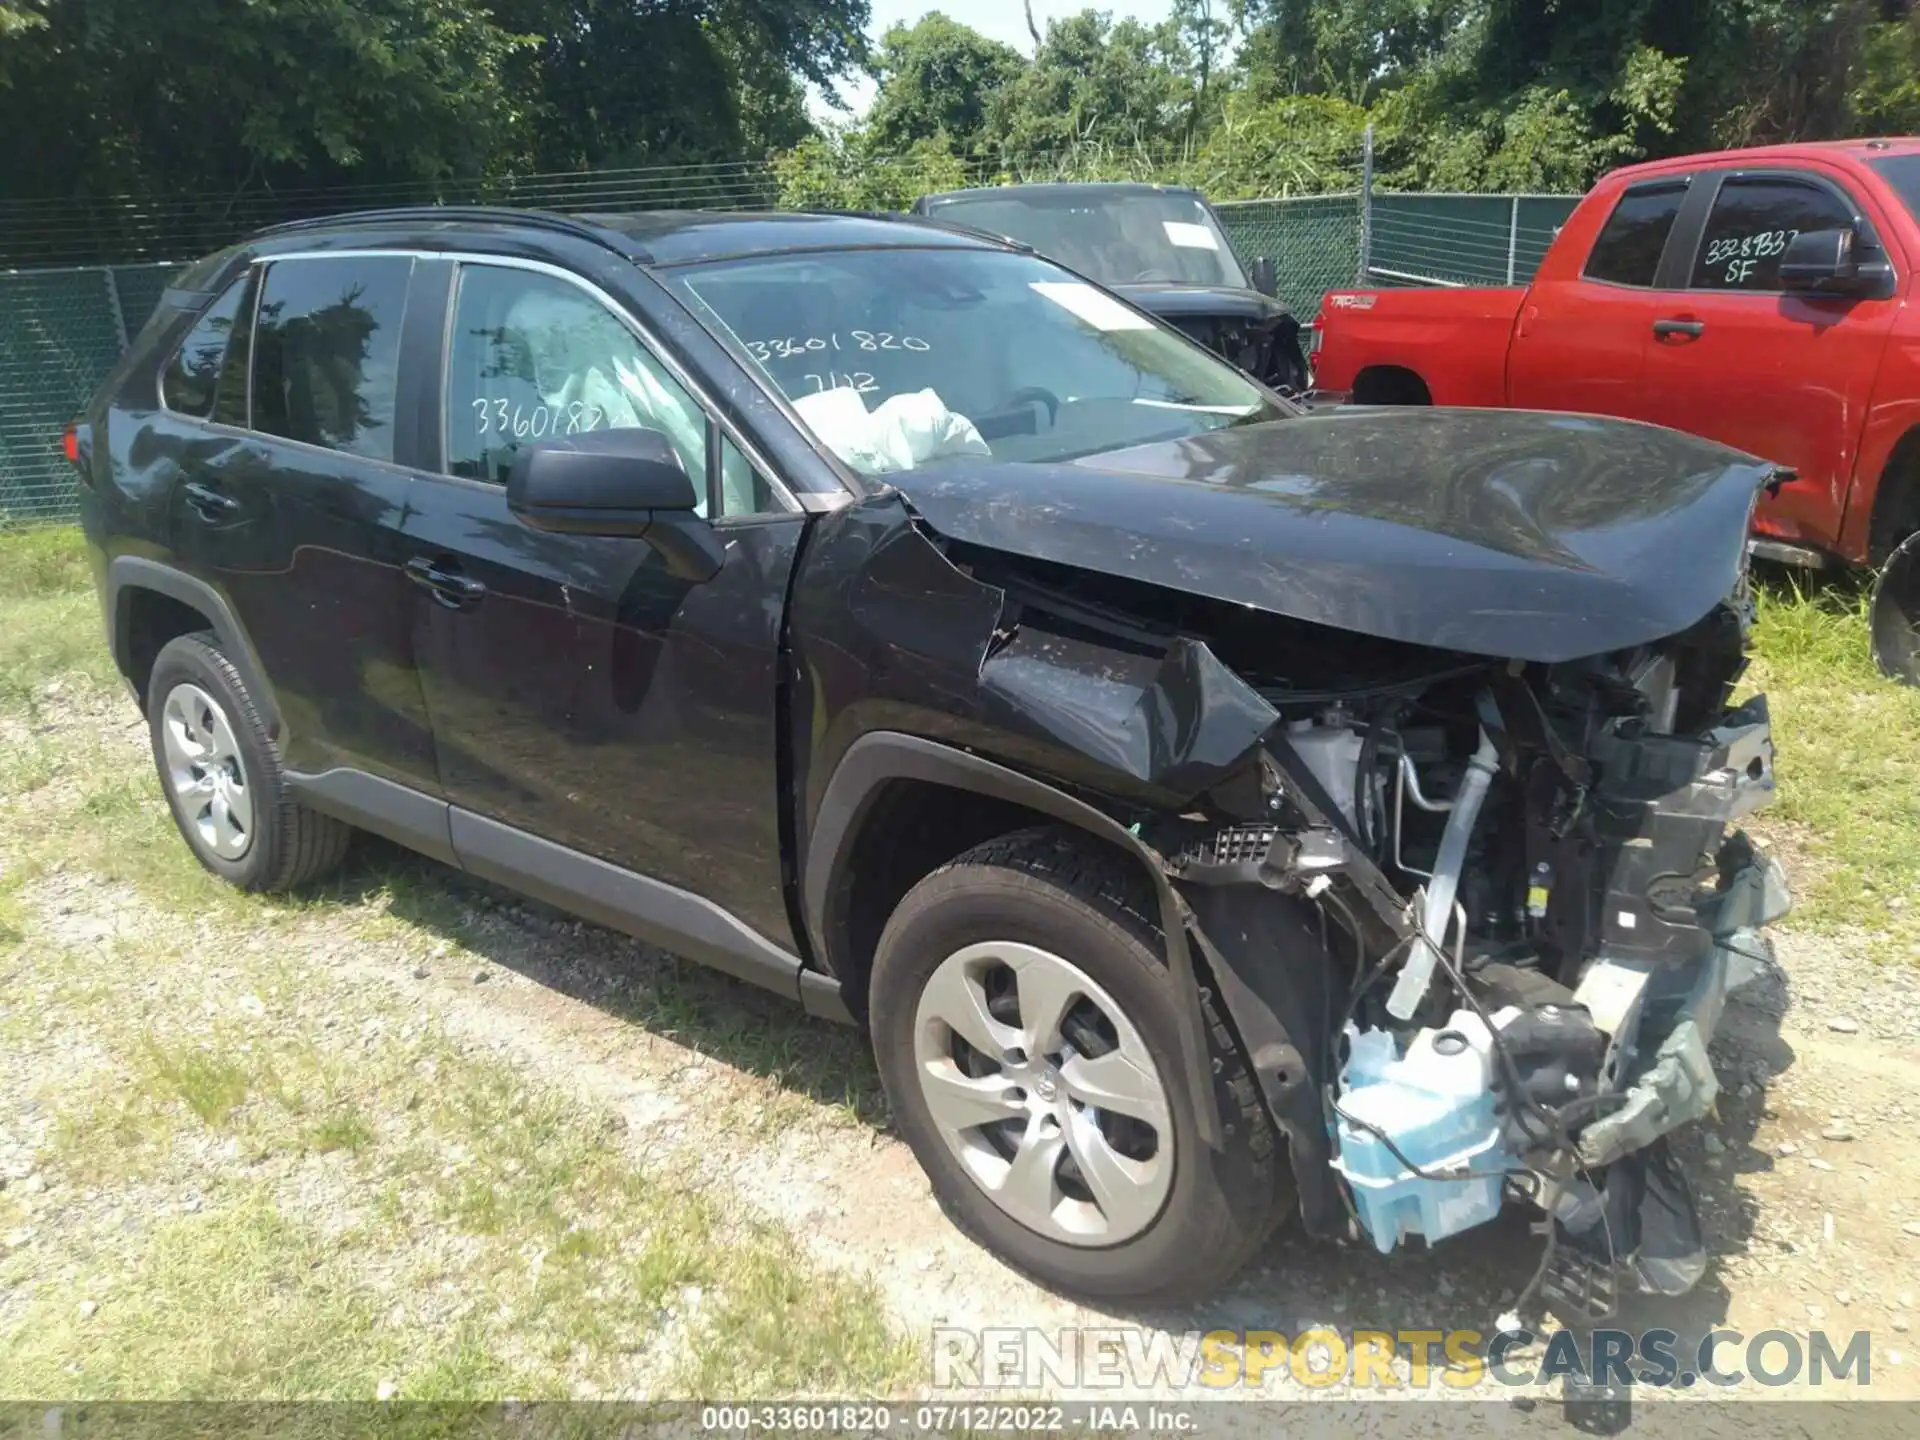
1779, 227, 1888, 297
1250, 255, 1278, 298
508, 428, 724, 583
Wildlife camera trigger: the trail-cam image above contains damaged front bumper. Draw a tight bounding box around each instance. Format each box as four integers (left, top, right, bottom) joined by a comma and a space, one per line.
1571, 698, 1791, 1169
1573, 848, 1791, 1169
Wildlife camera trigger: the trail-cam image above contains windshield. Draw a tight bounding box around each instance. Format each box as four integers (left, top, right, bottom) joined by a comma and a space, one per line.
925, 190, 1247, 289
668, 246, 1284, 477
1870, 154, 1920, 223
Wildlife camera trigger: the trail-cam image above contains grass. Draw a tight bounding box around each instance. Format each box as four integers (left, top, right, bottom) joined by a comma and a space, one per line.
4, 911, 919, 1400
0, 525, 919, 1402
1748, 571, 1920, 958
2, 521, 1914, 1399
143, 1035, 254, 1126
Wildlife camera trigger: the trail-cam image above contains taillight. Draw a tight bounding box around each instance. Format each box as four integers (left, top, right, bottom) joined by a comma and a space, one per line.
62, 423, 80, 466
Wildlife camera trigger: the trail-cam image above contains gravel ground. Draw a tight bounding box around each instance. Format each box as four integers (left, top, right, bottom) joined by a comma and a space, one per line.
3, 685, 1917, 1422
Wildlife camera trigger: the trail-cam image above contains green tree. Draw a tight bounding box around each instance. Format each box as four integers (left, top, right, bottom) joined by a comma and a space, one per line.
771, 130, 968, 211
1174, 0, 1232, 145
0, 0, 871, 202
493, 0, 869, 170
986, 9, 1195, 159
1235, 0, 1467, 105
1197, 92, 1372, 197
0, 0, 539, 198
1853, 7, 1920, 135
865, 13, 1025, 156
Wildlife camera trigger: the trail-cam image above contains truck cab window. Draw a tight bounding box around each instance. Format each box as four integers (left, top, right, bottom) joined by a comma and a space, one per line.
1689, 177, 1856, 291
1583, 181, 1688, 287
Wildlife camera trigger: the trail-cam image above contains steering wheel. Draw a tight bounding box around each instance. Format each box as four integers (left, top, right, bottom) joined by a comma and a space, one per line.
1129, 268, 1177, 283
1007, 387, 1061, 427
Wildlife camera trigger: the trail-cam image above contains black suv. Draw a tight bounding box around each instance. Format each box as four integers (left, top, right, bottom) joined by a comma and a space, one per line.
76, 206, 1789, 1307
910, 182, 1309, 392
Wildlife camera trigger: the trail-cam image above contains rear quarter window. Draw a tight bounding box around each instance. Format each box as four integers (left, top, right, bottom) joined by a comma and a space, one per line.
160, 278, 247, 418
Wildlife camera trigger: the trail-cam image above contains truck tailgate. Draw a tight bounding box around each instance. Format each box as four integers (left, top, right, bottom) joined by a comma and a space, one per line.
1312, 286, 1529, 406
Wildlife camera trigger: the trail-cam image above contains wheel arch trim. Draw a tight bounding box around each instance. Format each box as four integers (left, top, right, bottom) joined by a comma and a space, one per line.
105, 556, 281, 734
805, 731, 1221, 1148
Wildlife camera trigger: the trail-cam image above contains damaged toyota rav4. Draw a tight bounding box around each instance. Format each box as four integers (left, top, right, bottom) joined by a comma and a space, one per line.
76, 207, 1790, 1308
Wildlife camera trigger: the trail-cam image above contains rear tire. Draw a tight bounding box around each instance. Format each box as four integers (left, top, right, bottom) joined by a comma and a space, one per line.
869, 827, 1287, 1304
147, 632, 351, 892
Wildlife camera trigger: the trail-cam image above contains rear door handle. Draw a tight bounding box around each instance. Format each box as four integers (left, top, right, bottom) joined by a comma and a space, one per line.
1653, 318, 1706, 340
182, 481, 239, 520
405, 556, 487, 609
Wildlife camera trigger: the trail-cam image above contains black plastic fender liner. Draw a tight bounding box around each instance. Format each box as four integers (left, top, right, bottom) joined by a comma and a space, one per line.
1181, 883, 1348, 1237
806, 730, 1222, 1148
104, 555, 281, 733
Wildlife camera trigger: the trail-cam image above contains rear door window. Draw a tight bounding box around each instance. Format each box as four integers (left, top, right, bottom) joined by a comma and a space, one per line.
161, 278, 248, 417
1689, 176, 1856, 291
249, 255, 412, 462
1583, 181, 1689, 287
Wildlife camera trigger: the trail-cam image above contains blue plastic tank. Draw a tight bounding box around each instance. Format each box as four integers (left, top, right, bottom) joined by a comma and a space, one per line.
1330, 1009, 1513, 1252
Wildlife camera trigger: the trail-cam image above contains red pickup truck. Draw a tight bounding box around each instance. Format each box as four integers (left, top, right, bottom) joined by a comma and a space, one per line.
1313, 139, 1920, 675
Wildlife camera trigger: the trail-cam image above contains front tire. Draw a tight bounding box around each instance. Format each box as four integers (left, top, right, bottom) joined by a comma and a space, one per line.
147, 632, 351, 892
869, 828, 1287, 1304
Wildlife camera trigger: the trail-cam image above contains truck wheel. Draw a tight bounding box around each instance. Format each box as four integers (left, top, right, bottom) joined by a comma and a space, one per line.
1871, 531, 1920, 685
869, 827, 1287, 1304
147, 633, 352, 892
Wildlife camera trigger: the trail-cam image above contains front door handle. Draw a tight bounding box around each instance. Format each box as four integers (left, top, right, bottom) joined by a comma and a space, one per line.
1653, 318, 1706, 340
405, 556, 487, 609
183, 481, 239, 520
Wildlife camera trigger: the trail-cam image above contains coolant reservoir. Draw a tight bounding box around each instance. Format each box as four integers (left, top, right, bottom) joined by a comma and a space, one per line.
1331, 1010, 1512, 1252
1287, 719, 1365, 829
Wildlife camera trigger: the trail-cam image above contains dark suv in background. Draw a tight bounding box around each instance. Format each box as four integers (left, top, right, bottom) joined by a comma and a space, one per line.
911, 182, 1309, 393
73, 203, 1787, 1313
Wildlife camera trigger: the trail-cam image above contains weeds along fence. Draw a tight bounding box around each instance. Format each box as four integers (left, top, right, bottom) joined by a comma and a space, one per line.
0, 151, 1575, 526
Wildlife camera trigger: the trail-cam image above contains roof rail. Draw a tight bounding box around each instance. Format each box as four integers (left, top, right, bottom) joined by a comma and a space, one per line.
249, 205, 636, 255
901, 213, 1035, 253
811, 208, 1034, 253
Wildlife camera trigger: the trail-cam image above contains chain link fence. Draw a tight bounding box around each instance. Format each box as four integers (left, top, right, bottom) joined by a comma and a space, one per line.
1212, 193, 1363, 317
1, 165, 1575, 527
0, 263, 180, 524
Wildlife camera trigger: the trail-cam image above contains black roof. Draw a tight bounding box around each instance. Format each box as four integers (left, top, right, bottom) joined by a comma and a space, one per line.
252, 205, 1001, 267
582, 209, 997, 265
917, 181, 1207, 208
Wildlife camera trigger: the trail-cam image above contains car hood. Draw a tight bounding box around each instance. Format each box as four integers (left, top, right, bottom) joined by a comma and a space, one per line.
884, 406, 1773, 663
1111, 282, 1291, 323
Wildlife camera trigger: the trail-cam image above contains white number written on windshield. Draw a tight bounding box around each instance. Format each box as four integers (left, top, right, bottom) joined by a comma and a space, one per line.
744, 331, 931, 362
800, 371, 878, 394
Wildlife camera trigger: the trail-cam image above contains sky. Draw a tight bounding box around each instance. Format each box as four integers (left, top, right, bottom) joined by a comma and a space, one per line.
809, 0, 1181, 123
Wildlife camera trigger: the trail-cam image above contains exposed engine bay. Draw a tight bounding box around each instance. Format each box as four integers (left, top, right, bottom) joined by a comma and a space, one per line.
1158, 597, 1785, 1315
940, 536, 1790, 1319
827, 404, 1792, 1313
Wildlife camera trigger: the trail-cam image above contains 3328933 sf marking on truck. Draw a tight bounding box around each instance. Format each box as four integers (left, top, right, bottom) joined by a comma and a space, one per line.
1313, 137, 1920, 683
